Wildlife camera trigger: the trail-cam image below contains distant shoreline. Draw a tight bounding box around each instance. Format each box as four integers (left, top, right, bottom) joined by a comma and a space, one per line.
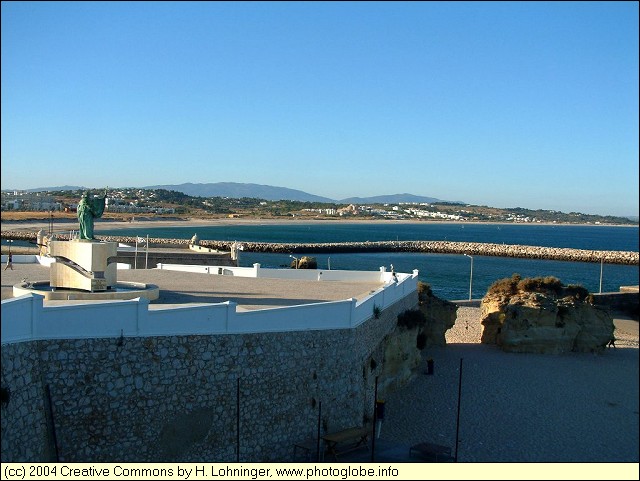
2, 216, 638, 233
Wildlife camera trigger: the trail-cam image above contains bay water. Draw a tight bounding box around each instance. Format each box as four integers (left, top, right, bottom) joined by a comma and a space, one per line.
97, 222, 639, 301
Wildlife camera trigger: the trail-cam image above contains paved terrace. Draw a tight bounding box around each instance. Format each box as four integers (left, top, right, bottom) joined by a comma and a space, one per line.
1, 263, 432, 464
1, 263, 384, 311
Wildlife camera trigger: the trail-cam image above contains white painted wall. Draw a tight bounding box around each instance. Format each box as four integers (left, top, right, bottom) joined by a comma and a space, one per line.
1, 269, 419, 344
155, 262, 391, 283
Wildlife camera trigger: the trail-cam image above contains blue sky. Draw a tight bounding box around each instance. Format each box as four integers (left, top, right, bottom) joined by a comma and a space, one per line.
2, 2, 638, 217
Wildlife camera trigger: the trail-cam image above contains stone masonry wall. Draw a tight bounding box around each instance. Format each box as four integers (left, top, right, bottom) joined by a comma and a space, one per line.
1, 292, 418, 462
592, 291, 639, 317
1, 341, 54, 461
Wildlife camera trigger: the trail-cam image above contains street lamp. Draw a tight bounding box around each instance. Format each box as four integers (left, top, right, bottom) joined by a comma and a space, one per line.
463, 254, 474, 301
289, 255, 299, 269
599, 257, 604, 294
7, 239, 13, 255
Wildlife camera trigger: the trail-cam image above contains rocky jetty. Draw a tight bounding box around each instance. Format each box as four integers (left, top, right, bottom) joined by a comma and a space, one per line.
480, 275, 614, 353
290, 256, 317, 269
1, 231, 638, 265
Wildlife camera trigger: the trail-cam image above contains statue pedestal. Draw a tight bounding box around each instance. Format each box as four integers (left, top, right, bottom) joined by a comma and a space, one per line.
49, 241, 118, 292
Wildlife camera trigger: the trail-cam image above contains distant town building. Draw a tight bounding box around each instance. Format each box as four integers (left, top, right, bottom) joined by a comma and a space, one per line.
1, 192, 62, 211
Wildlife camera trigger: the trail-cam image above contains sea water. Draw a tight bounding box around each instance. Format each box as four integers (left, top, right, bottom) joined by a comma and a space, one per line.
96, 223, 639, 301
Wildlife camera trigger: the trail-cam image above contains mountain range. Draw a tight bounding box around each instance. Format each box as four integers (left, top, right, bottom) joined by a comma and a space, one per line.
145, 182, 451, 204
13, 182, 450, 205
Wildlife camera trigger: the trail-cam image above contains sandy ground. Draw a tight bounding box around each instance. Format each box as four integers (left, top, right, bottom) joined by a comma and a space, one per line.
1, 217, 295, 235
4, 215, 623, 234
1, 216, 414, 230
379, 307, 639, 462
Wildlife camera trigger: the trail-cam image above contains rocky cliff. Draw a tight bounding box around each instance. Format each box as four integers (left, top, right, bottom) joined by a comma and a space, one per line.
480, 276, 614, 354
417, 282, 458, 347
377, 283, 458, 393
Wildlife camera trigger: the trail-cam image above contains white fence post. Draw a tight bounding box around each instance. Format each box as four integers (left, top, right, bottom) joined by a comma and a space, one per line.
136, 297, 149, 336
226, 301, 237, 332
32, 294, 44, 339
349, 298, 357, 327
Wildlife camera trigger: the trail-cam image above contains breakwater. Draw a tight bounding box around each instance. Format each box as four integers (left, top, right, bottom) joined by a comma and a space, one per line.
2, 231, 638, 265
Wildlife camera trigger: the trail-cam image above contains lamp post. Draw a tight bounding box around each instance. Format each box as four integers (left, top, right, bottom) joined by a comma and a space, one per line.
289, 255, 299, 269
7, 239, 13, 255
463, 254, 473, 301
599, 257, 604, 294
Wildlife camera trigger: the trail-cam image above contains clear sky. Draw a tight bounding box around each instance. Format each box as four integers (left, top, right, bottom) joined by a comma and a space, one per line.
2, 2, 638, 217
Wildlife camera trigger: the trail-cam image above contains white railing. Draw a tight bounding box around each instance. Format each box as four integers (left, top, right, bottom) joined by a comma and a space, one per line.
155, 262, 391, 283
1, 268, 418, 344
1, 254, 39, 264
3, 254, 130, 269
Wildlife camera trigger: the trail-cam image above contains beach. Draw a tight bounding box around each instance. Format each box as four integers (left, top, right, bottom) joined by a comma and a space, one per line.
379, 307, 639, 462
2, 214, 636, 235
0, 216, 365, 247
1, 216, 284, 233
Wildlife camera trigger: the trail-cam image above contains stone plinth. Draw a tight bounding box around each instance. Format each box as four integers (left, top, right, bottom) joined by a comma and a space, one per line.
49, 240, 117, 292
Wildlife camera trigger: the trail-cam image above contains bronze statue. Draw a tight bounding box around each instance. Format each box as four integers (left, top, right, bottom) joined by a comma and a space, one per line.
77, 190, 107, 240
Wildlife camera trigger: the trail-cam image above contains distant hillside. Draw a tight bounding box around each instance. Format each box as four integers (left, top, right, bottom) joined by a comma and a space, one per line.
3, 182, 637, 222
6, 185, 86, 193
339, 193, 449, 204
1, 182, 457, 205
144, 182, 335, 203
143, 182, 453, 205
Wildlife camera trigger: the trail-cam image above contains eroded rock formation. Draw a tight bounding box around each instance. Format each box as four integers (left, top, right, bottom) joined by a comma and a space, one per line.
290, 256, 317, 269
480, 276, 614, 354
377, 283, 457, 393
416, 283, 458, 347
379, 327, 424, 393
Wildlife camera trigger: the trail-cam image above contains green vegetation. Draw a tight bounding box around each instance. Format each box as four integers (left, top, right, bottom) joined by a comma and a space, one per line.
417, 281, 433, 297
396, 309, 427, 330
564, 284, 591, 301
486, 274, 592, 301
517, 276, 564, 295
3, 187, 636, 225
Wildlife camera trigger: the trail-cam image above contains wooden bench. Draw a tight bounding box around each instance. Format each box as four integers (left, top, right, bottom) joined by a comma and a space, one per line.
409, 442, 453, 462
322, 426, 370, 460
